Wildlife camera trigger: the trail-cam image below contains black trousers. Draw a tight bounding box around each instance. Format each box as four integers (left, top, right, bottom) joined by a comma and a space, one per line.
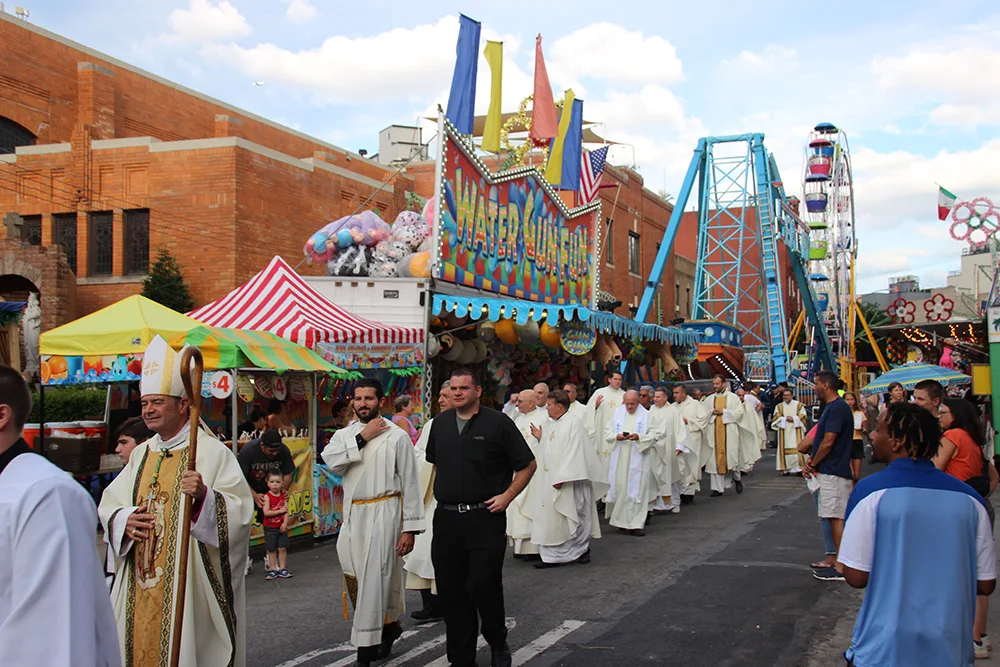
431, 507, 508, 666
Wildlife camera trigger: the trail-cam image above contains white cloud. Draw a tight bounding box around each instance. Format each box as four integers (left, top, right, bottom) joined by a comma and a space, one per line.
547, 23, 683, 86
166, 0, 250, 44
282, 0, 318, 23
718, 44, 798, 77
587, 86, 687, 132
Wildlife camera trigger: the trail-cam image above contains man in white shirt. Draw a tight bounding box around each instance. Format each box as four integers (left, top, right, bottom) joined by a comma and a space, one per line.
0, 365, 121, 667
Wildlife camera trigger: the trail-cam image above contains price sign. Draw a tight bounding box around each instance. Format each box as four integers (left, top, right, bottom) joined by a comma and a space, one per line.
272, 375, 288, 401
236, 374, 255, 402
210, 370, 234, 399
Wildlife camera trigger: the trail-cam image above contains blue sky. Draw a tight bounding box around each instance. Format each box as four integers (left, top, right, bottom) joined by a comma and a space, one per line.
25, 0, 1000, 293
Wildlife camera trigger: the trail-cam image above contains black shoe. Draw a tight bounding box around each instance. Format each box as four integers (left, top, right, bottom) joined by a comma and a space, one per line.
410, 607, 444, 623
735, 479, 744, 494
377, 622, 403, 659
356, 645, 378, 666
522, 553, 541, 561
576, 549, 591, 564
491, 642, 512, 667
632, 529, 646, 537
596, 500, 606, 513
711, 490, 722, 497
680, 495, 694, 505
534, 560, 562, 569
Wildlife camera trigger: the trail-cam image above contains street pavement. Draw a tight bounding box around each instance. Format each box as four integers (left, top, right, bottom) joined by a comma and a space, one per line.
246, 450, 1000, 667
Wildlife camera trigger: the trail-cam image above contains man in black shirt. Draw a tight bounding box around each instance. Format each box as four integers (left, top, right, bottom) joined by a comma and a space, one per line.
427, 367, 537, 667
237, 429, 294, 513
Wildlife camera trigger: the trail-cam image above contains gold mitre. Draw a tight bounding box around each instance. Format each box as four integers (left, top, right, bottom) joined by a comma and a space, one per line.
140, 335, 186, 398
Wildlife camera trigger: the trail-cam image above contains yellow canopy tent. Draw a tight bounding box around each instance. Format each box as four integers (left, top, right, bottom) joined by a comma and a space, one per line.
167, 326, 350, 375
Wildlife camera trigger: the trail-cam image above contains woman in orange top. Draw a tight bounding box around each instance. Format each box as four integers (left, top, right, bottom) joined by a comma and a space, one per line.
935, 398, 986, 490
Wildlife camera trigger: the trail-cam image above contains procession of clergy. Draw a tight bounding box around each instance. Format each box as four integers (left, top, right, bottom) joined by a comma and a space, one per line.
83, 331, 803, 667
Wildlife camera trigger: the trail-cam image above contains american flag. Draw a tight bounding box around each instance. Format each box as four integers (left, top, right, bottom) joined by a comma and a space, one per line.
577, 146, 608, 206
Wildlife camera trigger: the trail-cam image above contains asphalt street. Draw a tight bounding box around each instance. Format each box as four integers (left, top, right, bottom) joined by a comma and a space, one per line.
246, 451, 1000, 667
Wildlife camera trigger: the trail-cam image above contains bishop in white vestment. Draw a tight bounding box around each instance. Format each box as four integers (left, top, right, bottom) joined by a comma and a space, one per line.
605, 390, 657, 534
507, 391, 549, 556
672, 384, 709, 498
647, 388, 691, 513
584, 372, 625, 488
322, 379, 424, 664
99, 336, 254, 667
701, 376, 744, 496
528, 391, 608, 566
771, 390, 806, 473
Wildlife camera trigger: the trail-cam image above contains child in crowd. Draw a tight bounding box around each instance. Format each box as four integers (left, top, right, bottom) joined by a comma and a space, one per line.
263, 471, 293, 580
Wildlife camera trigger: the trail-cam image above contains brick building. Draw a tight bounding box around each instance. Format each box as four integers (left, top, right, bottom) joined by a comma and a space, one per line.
0, 13, 413, 328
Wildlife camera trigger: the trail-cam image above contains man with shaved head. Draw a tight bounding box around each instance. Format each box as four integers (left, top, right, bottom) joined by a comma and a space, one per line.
507, 390, 548, 557
604, 389, 658, 536
533, 383, 550, 412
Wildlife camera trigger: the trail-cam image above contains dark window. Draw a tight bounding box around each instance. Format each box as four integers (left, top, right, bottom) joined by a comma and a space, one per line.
20, 215, 41, 246
124, 209, 150, 274
675, 282, 680, 311
53, 213, 78, 274
605, 217, 614, 264
628, 232, 641, 274
686, 287, 691, 315
0, 116, 36, 155
88, 211, 114, 276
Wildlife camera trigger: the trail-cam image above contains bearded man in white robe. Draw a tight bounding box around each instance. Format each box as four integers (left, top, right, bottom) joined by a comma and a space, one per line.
322, 378, 424, 666
563, 382, 590, 434
648, 387, 691, 514
527, 391, 608, 568
735, 388, 764, 474
605, 389, 658, 536
701, 375, 744, 497
672, 384, 709, 502
585, 370, 625, 490
771, 388, 806, 474
99, 335, 254, 667
507, 390, 548, 556
404, 382, 452, 623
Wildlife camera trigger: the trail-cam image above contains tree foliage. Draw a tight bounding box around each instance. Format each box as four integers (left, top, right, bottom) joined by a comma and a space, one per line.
142, 248, 194, 313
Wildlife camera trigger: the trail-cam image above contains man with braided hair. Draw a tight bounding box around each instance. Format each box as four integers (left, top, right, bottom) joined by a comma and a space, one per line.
839, 402, 996, 667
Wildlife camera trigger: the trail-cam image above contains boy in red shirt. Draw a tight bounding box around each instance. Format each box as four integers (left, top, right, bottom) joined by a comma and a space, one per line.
263, 471, 293, 580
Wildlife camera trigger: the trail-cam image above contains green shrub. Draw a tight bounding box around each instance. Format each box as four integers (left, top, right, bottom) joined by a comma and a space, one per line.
28, 385, 107, 423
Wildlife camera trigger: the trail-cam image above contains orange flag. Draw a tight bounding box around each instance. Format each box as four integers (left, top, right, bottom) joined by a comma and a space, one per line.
529, 34, 558, 147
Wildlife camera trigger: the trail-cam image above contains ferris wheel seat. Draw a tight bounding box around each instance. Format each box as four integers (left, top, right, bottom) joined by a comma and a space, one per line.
808, 220, 830, 229
810, 273, 830, 282
814, 122, 838, 134
809, 241, 829, 260
805, 192, 829, 212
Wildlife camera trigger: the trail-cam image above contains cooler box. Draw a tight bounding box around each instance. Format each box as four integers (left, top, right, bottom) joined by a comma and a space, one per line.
79, 421, 109, 454
44, 434, 102, 474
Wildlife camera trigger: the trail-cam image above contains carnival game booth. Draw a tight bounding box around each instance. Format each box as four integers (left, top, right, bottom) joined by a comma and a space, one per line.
35, 295, 203, 475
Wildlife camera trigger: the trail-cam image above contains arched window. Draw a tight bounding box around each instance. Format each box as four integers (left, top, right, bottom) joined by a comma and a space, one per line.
0, 116, 36, 155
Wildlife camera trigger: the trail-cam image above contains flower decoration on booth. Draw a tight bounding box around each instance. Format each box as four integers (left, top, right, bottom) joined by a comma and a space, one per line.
923, 293, 955, 322
949, 197, 1000, 245
886, 298, 916, 325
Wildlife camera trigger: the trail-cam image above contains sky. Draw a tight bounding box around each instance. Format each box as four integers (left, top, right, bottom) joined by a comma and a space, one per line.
23, 0, 1000, 294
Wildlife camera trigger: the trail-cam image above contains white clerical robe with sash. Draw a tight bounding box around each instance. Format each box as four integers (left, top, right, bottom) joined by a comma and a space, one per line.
647, 404, 690, 506
1, 449, 121, 667
585, 386, 625, 484
605, 405, 657, 530
404, 417, 436, 592
507, 409, 549, 555
567, 401, 590, 436
771, 400, 807, 472
744, 393, 767, 451
676, 396, 710, 494
99, 425, 254, 667
736, 400, 763, 473
530, 413, 607, 563
702, 391, 742, 480
323, 419, 424, 648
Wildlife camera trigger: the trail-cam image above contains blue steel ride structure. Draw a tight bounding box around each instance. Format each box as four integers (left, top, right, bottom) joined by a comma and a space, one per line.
635, 134, 835, 384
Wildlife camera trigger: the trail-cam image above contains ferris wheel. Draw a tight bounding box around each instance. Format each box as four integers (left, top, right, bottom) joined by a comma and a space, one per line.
802, 122, 857, 367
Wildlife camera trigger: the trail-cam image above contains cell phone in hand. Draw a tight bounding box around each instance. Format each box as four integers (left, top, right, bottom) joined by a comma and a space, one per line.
622, 432, 630, 436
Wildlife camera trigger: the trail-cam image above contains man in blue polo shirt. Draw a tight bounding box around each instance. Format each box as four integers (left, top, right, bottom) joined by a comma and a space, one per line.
805, 370, 855, 582
839, 402, 996, 667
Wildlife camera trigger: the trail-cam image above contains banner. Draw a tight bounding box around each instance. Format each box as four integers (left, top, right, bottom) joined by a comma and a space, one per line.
313, 463, 344, 537
41, 353, 142, 385
250, 436, 314, 545
436, 126, 598, 305
316, 341, 424, 370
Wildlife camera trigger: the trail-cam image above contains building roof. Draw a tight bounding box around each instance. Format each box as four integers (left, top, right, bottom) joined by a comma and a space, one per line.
188, 256, 423, 348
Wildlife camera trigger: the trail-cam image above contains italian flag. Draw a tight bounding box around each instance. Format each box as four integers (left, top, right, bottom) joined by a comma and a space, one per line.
938, 186, 957, 220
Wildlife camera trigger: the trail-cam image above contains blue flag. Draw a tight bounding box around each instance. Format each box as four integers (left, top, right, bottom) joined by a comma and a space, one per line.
446, 15, 481, 135
560, 99, 583, 190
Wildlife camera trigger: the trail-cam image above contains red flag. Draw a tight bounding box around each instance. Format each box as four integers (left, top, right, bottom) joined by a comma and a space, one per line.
529, 34, 558, 147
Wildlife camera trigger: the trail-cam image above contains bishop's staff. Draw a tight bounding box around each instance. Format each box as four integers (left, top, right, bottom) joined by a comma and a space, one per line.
171, 346, 204, 667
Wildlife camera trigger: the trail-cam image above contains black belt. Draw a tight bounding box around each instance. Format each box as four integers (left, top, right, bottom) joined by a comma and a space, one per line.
438, 502, 489, 513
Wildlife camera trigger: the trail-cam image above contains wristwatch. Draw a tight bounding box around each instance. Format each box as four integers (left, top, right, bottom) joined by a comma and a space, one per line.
356, 433, 367, 449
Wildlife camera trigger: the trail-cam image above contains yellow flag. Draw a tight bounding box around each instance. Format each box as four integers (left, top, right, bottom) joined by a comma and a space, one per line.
544, 88, 575, 185
482, 41, 503, 153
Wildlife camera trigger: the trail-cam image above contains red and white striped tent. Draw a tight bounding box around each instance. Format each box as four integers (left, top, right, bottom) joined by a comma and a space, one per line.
189, 256, 423, 349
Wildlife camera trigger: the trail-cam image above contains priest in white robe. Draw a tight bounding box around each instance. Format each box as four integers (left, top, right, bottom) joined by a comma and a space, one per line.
527, 390, 608, 567
563, 382, 590, 434
701, 375, 744, 497
735, 388, 764, 473
0, 366, 121, 667
403, 382, 452, 622
99, 335, 254, 667
507, 390, 549, 556
322, 378, 424, 666
672, 384, 709, 501
584, 370, 625, 490
771, 388, 807, 474
743, 387, 768, 452
648, 387, 691, 514
605, 390, 658, 535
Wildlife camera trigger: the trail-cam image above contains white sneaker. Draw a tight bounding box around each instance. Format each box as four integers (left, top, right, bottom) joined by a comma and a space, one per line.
983, 635, 992, 651
244, 556, 253, 577
974, 640, 989, 659
670, 506, 680, 514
